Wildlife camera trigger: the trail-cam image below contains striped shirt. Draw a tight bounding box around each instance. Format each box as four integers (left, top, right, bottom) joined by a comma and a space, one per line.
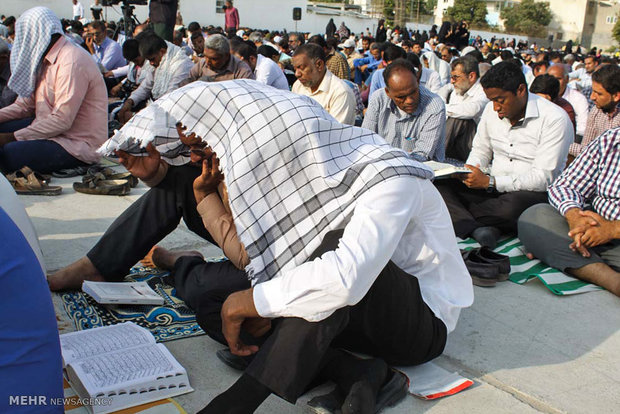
549, 126, 620, 220
569, 104, 620, 156
362, 85, 446, 161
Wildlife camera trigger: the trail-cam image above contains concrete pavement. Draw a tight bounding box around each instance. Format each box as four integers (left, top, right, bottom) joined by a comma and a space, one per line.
24, 172, 620, 414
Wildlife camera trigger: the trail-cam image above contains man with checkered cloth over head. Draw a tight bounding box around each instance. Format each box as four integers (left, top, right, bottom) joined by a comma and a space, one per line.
48, 79, 473, 413
0, 7, 107, 175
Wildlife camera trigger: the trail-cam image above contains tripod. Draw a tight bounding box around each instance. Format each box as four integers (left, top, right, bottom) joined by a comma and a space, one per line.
120, 0, 141, 39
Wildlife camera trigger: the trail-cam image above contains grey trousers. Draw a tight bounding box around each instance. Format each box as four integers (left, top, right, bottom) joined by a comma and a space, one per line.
518, 204, 620, 271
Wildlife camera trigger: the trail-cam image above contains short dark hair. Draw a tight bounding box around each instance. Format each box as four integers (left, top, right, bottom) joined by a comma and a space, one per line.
190, 31, 203, 41
308, 34, 327, 49
451, 55, 479, 77
230, 38, 257, 60
90, 20, 106, 32
257, 44, 279, 59
294, 43, 326, 62
466, 49, 484, 63
122, 38, 140, 61
533, 61, 549, 71
383, 58, 417, 87
187, 22, 201, 32
530, 74, 560, 100
584, 54, 599, 63
138, 32, 167, 58
383, 44, 406, 63
3, 16, 15, 26
500, 49, 514, 61
592, 64, 620, 95
480, 61, 526, 94
401, 39, 413, 48
405, 52, 421, 71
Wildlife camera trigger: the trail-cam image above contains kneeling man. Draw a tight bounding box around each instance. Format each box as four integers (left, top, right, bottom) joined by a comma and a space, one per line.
49, 80, 473, 413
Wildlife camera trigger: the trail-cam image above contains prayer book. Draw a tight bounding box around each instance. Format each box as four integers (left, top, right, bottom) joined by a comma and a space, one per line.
60, 322, 193, 414
423, 161, 472, 178
82, 281, 164, 305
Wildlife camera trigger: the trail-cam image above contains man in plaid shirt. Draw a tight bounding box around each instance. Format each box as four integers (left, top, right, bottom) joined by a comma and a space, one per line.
568, 64, 620, 159
519, 126, 620, 297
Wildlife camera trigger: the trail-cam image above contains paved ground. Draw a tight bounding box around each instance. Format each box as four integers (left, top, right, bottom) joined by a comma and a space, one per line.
23, 171, 620, 414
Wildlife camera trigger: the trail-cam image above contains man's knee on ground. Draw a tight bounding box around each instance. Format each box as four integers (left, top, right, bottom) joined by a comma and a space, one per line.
518, 203, 558, 253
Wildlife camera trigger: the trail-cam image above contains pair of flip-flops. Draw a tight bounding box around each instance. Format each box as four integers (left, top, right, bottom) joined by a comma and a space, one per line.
7, 166, 62, 196
73, 167, 138, 196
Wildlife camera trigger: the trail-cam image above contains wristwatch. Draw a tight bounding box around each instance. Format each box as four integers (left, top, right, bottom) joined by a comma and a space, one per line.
487, 176, 495, 193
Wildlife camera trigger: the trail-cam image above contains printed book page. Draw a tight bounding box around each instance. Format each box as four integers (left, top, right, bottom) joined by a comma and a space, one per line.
60, 322, 155, 367
67, 343, 185, 395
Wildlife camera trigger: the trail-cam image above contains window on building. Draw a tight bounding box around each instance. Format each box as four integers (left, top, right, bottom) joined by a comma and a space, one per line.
556, 32, 563, 40
606, 15, 618, 24
216, 0, 225, 14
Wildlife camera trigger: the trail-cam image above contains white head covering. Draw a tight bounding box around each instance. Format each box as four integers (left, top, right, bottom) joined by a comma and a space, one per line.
8, 7, 63, 97
461, 46, 475, 56
99, 80, 433, 283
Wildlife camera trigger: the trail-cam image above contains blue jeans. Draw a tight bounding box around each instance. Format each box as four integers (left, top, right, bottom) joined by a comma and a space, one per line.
0, 119, 88, 174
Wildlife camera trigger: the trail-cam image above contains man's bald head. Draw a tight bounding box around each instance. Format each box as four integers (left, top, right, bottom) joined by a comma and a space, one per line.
547, 64, 568, 96
383, 58, 420, 114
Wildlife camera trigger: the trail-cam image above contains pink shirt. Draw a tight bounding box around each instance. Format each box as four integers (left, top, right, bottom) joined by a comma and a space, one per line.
0, 37, 108, 164
225, 7, 239, 30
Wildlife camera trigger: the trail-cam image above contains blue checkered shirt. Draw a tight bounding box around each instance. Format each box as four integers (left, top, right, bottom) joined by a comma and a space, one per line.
362, 85, 446, 161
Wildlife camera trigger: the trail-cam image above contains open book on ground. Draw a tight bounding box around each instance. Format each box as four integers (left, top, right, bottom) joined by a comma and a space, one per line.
82, 281, 164, 305
60, 322, 193, 414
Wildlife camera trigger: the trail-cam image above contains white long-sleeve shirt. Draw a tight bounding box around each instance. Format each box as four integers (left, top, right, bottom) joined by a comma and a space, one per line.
562, 86, 589, 137
438, 80, 488, 124
253, 176, 473, 333
254, 54, 289, 90
420, 67, 442, 94
466, 93, 574, 193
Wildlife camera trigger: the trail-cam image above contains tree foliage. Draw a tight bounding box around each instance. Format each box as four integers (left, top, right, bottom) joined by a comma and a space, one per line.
501, 0, 552, 37
444, 0, 488, 29
613, 14, 620, 45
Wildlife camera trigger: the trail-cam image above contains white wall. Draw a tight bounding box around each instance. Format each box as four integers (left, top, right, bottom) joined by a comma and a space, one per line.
1, 0, 375, 35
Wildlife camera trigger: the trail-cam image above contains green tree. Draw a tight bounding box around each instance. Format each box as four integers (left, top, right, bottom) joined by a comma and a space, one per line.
501, 0, 552, 37
444, 0, 488, 29
613, 14, 620, 45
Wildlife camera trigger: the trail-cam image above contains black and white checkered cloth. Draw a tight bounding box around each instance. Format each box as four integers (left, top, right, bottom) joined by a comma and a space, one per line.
100, 80, 434, 283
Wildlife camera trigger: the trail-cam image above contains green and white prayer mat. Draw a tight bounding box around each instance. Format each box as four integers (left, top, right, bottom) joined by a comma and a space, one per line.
458, 237, 604, 295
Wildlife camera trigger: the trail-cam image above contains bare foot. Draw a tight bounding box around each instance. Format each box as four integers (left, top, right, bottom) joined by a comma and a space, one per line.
141, 245, 159, 268
151, 246, 203, 270
47, 257, 105, 291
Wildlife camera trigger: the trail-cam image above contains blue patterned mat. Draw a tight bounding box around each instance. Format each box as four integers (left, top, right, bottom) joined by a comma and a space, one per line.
60, 265, 217, 342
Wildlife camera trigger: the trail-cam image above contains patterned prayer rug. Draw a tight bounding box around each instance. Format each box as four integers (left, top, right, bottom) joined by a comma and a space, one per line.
458, 237, 603, 295
59, 259, 226, 342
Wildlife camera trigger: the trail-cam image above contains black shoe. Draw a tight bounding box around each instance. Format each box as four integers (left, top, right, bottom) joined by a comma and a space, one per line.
476, 247, 511, 281
471, 226, 501, 249
215, 348, 254, 371
307, 369, 409, 414
374, 369, 408, 412
461, 249, 500, 287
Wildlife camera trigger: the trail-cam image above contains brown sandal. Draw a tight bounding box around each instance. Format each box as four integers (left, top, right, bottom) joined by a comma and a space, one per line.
73, 172, 131, 195
6, 166, 62, 196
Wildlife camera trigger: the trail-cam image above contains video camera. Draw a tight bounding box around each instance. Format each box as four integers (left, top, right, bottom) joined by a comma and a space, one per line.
101, 0, 147, 6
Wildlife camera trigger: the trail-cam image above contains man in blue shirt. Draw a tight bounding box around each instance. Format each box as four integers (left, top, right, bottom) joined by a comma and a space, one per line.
352, 42, 382, 85
362, 58, 446, 162
85, 20, 126, 72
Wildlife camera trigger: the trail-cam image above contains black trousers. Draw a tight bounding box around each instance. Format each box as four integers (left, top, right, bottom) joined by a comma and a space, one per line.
174, 230, 447, 403
435, 179, 548, 239
87, 165, 215, 280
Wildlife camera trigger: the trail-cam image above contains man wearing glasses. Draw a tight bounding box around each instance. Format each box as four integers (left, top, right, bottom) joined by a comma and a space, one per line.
85, 20, 126, 72
437, 55, 488, 161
